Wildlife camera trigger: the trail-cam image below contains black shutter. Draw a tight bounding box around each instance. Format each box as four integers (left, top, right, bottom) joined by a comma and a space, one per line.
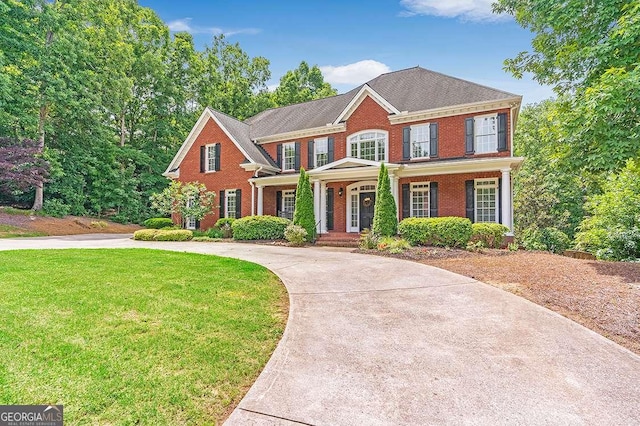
326, 188, 334, 231
214, 144, 221, 171
307, 140, 314, 169
402, 126, 411, 160
276, 191, 282, 217
465, 118, 475, 154
276, 144, 282, 169
200, 146, 206, 172
327, 137, 335, 163
235, 189, 242, 218
294, 142, 301, 171
497, 113, 507, 152
219, 190, 225, 218
429, 182, 438, 218
429, 123, 438, 158
402, 183, 410, 219
498, 178, 502, 224
465, 180, 475, 222
195, 219, 200, 230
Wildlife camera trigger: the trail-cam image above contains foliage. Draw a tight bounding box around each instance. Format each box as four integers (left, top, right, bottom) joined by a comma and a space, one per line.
273, 61, 337, 106
192, 236, 222, 242
215, 217, 235, 238
376, 237, 411, 254
42, 199, 71, 218
0, 224, 47, 238
284, 223, 307, 246
143, 217, 174, 229
205, 227, 224, 239
398, 217, 472, 248
0, 249, 285, 423
471, 223, 510, 249
133, 228, 192, 241
293, 168, 315, 241
150, 181, 216, 228
519, 226, 571, 254
372, 163, 398, 237
575, 159, 640, 260
231, 215, 291, 240
508, 242, 520, 252
359, 229, 379, 250
90, 221, 108, 229
0, 137, 49, 194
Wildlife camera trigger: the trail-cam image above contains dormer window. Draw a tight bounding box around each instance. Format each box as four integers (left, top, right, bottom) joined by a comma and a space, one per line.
348, 130, 387, 162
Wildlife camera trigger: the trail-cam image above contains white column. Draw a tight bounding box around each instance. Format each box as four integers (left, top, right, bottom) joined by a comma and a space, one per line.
389, 173, 399, 220
257, 186, 264, 216
251, 183, 255, 216
320, 181, 327, 234
313, 180, 321, 234
501, 168, 512, 232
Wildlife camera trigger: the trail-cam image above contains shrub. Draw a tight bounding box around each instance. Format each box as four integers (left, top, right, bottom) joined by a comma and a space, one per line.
43, 199, 71, 218
284, 224, 307, 246
470, 223, 509, 248
205, 227, 224, 239
215, 218, 235, 228
133, 229, 192, 241
377, 236, 411, 254
466, 240, 486, 252
293, 168, 316, 241
359, 229, 379, 249
231, 215, 291, 240
372, 163, 398, 237
143, 217, 174, 229
594, 227, 640, 261
90, 221, 108, 229
519, 226, 570, 254
398, 217, 472, 248
192, 236, 222, 242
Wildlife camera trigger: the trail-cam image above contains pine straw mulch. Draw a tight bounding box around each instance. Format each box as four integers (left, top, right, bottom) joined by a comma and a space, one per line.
357, 247, 640, 355
0, 210, 141, 236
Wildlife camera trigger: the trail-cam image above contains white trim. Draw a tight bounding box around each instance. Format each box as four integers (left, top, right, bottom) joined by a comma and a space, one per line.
388, 97, 522, 125
474, 178, 499, 223
409, 182, 431, 218
399, 157, 523, 178
347, 129, 389, 162
333, 85, 400, 124
346, 180, 378, 233
254, 123, 345, 144
225, 189, 237, 219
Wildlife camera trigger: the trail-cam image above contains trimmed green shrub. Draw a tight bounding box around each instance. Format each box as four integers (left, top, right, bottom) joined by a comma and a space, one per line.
192, 236, 222, 242
377, 236, 411, 254
470, 223, 510, 248
372, 163, 398, 237
293, 168, 316, 241
143, 217, 174, 229
232, 215, 291, 240
519, 226, 570, 254
284, 224, 307, 246
215, 218, 235, 228
591, 227, 640, 261
398, 217, 472, 247
214, 218, 235, 238
205, 227, 224, 239
133, 229, 193, 241
43, 199, 71, 218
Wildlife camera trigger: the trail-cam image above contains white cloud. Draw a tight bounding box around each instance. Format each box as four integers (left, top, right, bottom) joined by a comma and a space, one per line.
167, 18, 259, 37
320, 60, 392, 85
399, 0, 508, 22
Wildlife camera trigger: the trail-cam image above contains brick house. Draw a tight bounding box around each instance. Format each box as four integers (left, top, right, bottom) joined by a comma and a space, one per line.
164, 67, 523, 235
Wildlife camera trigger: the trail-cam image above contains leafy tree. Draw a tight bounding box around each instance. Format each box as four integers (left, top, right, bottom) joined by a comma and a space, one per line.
372, 163, 397, 237
273, 61, 337, 106
150, 181, 216, 228
0, 137, 49, 195
293, 168, 315, 241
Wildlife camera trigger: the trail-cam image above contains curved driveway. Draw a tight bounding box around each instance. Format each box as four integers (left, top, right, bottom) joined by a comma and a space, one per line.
1, 235, 639, 425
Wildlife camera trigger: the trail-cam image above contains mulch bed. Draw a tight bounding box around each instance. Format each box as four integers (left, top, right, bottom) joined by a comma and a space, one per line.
0, 211, 141, 235
357, 247, 640, 355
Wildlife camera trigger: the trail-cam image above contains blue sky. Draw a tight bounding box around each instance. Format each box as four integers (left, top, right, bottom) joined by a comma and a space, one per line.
139, 0, 554, 105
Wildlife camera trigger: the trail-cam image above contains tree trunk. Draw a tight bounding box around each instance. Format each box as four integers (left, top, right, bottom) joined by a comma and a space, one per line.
32, 104, 48, 211
120, 112, 126, 147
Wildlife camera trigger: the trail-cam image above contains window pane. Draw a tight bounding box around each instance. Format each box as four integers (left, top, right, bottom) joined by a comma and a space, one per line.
281, 190, 295, 220
226, 190, 236, 219
411, 183, 429, 218
207, 145, 216, 171
475, 186, 496, 222
475, 116, 497, 154
348, 132, 387, 161
361, 140, 376, 160
411, 125, 429, 158
377, 138, 385, 161
351, 194, 358, 228
284, 143, 296, 170
315, 138, 328, 167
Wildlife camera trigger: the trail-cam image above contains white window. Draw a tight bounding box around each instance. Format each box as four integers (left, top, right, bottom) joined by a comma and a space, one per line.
474, 115, 497, 154
205, 143, 218, 172
410, 182, 430, 218
283, 142, 296, 171
281, 190, 295, 220
225, 190, 236, 219
411, 124, 430, 159
185, 197, 196, 230
315, 137, 328, 167
475, 179, 498, 223
348, 131, 387, 162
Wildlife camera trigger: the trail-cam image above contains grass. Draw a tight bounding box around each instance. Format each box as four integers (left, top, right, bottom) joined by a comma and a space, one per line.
0, 224, 47, 238
0, 249, 287, 424
0, 206, 45, 216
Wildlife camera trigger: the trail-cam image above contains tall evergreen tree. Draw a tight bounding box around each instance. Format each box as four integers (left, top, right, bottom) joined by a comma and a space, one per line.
372, 163, 397, 237
293, 168, 315, 241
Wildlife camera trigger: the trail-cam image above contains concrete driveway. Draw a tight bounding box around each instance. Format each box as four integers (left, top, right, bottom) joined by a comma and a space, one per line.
1, 235, 639, 425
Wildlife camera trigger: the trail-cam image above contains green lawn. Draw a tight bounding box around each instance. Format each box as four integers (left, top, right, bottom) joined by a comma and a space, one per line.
0, 224, 47, 238
0, 249, 287, 424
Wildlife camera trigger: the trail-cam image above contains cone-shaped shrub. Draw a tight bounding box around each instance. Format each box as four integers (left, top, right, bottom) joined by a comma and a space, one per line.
372, 163, 398, 237
293, 168, 316, 241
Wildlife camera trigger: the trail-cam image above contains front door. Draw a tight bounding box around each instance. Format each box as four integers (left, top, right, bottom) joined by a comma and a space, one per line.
359, 192, 375, 231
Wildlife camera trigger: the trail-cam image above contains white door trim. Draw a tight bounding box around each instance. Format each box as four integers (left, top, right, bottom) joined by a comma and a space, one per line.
346, 180, 378, 233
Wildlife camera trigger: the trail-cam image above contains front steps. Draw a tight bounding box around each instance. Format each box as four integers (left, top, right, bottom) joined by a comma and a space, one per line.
316, 232, 360, 248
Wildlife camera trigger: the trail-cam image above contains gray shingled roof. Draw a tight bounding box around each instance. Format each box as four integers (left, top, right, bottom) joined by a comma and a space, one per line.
208, 108, 278, 167
209, 67, 520, 165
